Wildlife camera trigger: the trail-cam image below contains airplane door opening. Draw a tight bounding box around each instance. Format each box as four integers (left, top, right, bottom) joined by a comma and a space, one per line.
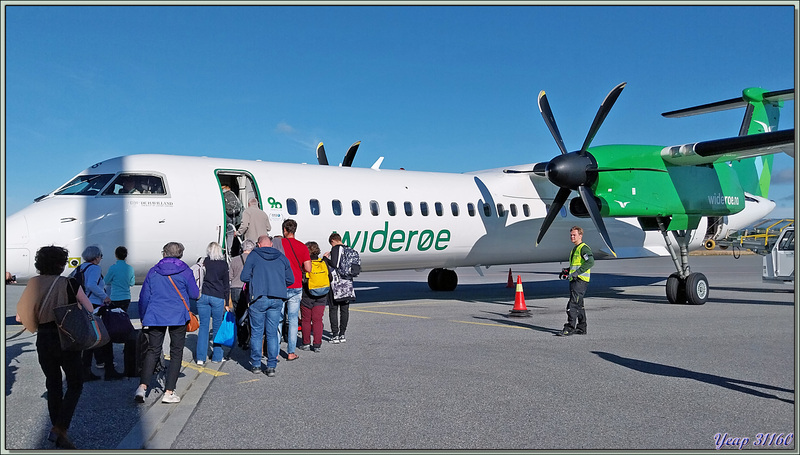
216, 170, 262, 258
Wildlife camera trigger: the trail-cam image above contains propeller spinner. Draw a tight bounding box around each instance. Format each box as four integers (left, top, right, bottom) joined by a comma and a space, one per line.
535, 82, 627, 257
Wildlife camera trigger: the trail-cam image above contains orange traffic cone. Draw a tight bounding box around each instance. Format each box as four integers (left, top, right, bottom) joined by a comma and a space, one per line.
506, 268, 514, 288
509, 275, 531, 317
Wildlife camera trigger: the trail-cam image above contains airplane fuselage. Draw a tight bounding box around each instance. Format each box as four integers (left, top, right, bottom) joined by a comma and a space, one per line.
3, 153, 705, 283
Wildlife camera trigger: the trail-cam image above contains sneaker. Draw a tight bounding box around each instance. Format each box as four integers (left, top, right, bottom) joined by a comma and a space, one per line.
574, 329, 587, 335
134, 386, 146, 403
297, 344, 311, 351
330, 335, 340, 344
339, 334, 346, 343
312, 345, 322, 353
197, 360, 205, 366
265, 367, 276, 377
161, 391, 181, 404
96, 363, 105, 369
557, 328, 575, 336
251, 367, 262, 374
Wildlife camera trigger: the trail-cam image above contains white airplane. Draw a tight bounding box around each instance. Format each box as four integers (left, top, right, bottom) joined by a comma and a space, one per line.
5, 83, 793, 304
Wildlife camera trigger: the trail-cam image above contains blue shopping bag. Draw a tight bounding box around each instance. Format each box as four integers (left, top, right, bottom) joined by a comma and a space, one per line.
213, 311, 236, 347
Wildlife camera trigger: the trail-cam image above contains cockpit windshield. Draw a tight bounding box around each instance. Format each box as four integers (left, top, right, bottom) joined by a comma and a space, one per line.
54, 174, 115, 196
101, 174, 167, 195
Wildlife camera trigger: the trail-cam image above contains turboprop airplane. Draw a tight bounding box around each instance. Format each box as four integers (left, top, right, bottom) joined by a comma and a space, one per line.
4, 83, 794, 306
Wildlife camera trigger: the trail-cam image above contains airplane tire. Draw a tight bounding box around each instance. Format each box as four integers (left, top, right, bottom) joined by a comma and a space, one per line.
685, 272, 709, 305
703, 239, 715, 250
427, 268, 458, 291
439, 269, 458, 292
427, 268, 443, 291
666, 273, 687, 305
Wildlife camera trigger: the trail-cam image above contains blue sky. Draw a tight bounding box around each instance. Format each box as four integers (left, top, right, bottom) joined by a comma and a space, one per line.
3, 4, 796, 218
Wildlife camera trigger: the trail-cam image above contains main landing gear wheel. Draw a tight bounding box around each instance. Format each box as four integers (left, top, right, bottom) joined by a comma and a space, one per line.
665, 272, 708, 305
666, 273, 687, 305
685, 272, 709, 305
428, 268, 458, 291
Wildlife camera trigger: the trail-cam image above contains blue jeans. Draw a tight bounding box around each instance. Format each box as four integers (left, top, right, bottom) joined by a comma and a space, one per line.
249, 297, 282, 369
284, 288, 301, 354
196, 294, 226, 362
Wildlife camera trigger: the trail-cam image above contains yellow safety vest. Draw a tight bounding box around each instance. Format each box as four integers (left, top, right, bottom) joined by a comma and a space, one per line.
569, 243, 591, 282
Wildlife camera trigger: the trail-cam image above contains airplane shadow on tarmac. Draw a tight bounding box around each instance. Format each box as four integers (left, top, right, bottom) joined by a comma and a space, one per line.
353, 272, 664, 306
593, 351, 795, 405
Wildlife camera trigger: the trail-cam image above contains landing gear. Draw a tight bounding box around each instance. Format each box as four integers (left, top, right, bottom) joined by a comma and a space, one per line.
428, 268, 458, 291
658, 219, 708, 305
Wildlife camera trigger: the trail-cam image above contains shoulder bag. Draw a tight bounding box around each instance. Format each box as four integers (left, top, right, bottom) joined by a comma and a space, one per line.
52, 277, 111, 351
168, 275, 199, 332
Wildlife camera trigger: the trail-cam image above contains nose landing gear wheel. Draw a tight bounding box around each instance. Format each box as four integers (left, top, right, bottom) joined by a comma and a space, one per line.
427, 268, 458, 291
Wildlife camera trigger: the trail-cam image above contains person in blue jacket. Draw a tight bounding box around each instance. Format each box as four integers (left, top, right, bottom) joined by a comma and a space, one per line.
135, 242, 200, 404
240, 235, 294, 377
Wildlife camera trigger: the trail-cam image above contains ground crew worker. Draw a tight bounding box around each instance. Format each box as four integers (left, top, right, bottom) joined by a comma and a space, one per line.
558, 225, 594, 336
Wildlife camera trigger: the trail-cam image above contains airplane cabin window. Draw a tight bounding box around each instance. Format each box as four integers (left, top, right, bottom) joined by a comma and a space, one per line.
387, 201, 397, 216
102, 174, 166, 195
352, 200, 362, 216
467, 203, 476, 217
483, 203, 491, 217
497, 204, 505, 217
310, 199, 321, 215
434, 202, 443, 216
510, 204, 518, 217
287, 198, 298, 215
404, 201, 413, 216
332, 199, 342, 216
523, 204, 531, 217
451, 202, 459, 216
370, 200, 380, 216
420, 202, 429, 216
55, 174, 115, 196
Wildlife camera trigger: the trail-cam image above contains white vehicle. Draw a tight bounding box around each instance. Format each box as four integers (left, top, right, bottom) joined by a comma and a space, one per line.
5, 84, 794, 304
763, 225, 795, 282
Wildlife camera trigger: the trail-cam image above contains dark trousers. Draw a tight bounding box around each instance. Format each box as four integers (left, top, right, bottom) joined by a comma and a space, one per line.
301, 305, 325, 347
565, 278, 588, 331
328, 301, 350, 336
36, 322, 84, 432
140, 325, 186, 391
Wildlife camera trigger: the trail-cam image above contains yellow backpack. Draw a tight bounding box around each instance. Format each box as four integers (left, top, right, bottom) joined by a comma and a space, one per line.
306, 259, 330, 297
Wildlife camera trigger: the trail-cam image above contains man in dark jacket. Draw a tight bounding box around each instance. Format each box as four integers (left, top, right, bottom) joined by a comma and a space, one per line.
240, 235, 294, 377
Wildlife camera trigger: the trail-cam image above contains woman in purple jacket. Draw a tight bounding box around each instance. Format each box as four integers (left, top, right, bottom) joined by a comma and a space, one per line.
135, 242, 200, 404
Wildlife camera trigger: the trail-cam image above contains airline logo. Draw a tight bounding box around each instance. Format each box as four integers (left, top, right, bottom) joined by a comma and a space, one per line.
340, 222, 451, 253
708, 193, 740, 207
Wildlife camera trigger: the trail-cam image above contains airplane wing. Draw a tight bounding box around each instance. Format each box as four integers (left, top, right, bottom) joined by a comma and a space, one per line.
660, 129, 795, 165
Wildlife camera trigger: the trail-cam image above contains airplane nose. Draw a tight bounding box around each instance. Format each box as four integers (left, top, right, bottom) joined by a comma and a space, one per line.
5, 213, 32, 281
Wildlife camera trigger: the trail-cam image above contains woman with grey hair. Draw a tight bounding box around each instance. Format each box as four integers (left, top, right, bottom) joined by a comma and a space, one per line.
195, 242, 230, 364
231, 239, 256, 350
73, 245, 121, 380
135, 242, 200, 404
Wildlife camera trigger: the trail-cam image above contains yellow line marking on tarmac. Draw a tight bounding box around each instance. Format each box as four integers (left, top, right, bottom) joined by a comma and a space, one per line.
350, 308, 430, 319
357, 301, 443, 310
163, 355, 229, 376
239, 379, 261, 384
450, 320, 532, 329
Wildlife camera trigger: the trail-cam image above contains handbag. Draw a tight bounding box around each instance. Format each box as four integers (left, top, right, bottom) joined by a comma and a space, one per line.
213, 311, 236, 347
52, 276, 111, 351
168, 275, 199, 332
98, 306, 135, 343
331, 269, 356, 302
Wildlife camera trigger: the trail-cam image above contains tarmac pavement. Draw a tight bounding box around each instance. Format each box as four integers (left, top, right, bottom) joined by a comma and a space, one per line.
3, 255, 796, 451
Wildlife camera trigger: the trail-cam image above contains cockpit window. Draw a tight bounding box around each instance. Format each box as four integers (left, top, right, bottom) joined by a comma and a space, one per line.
54, 174, 115, 196
101, 174, 167, 195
